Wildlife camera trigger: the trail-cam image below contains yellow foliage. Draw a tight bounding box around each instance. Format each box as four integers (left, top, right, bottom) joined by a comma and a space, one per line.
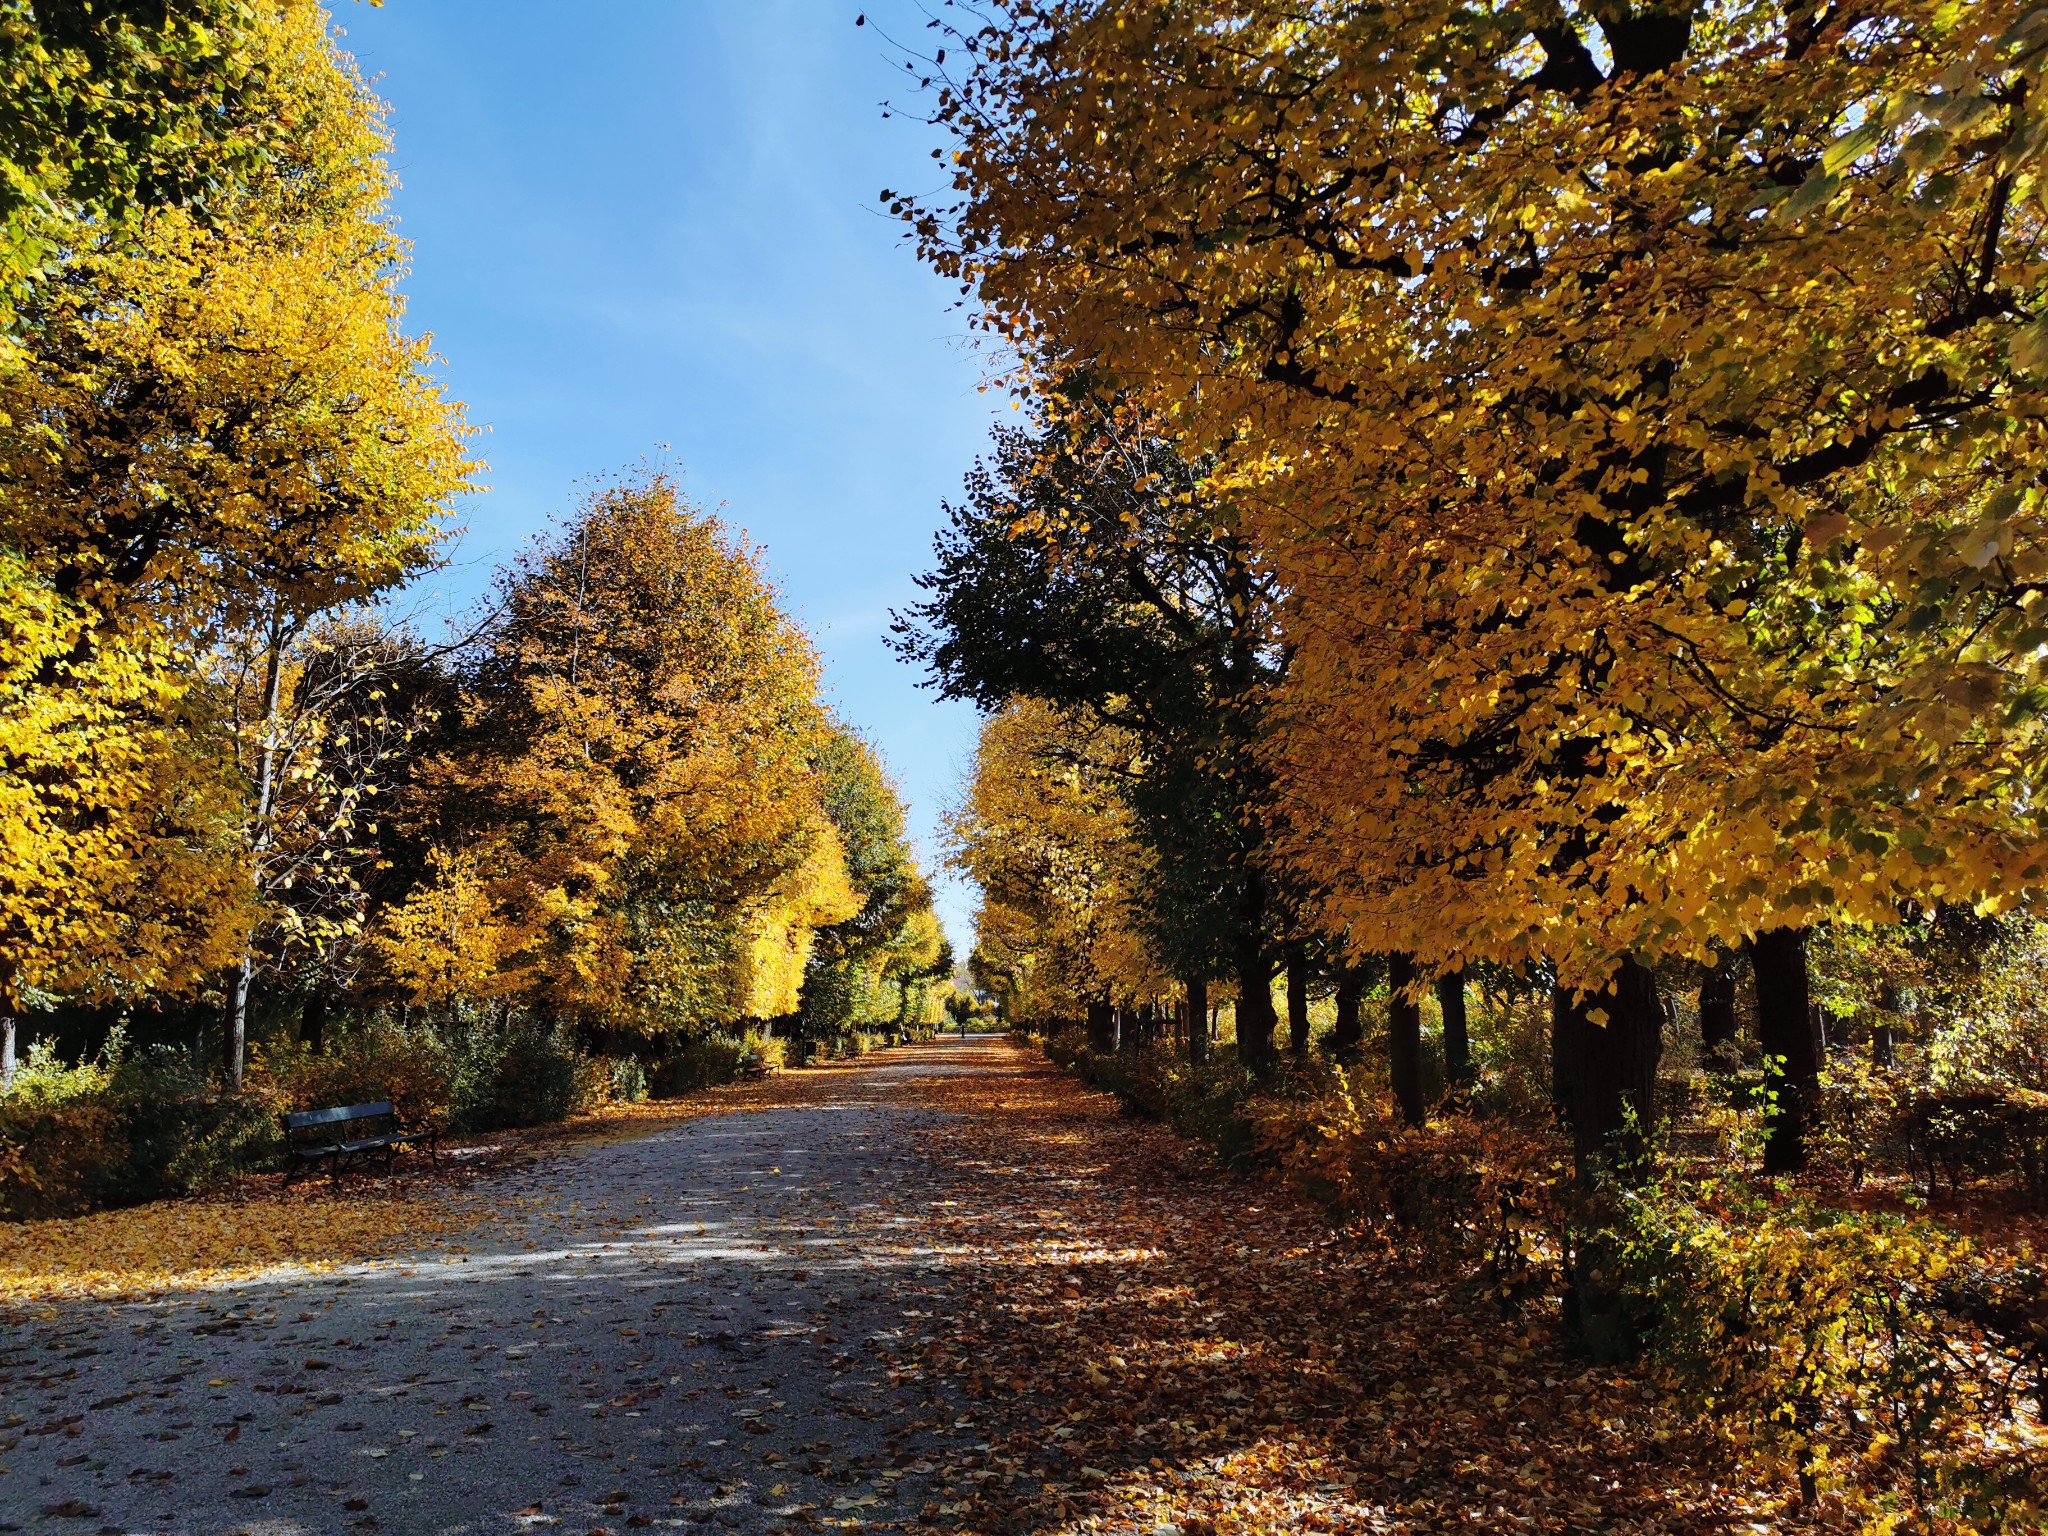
0, 554, 251, 1006
0, 0, 475, 634
387, 475, 852, 1034
728, 819, 861, 1020
910, 0, 2048, 985
951, 699, 1168, 1017
372, 849, 529, 1006
0, 0, 472, 1015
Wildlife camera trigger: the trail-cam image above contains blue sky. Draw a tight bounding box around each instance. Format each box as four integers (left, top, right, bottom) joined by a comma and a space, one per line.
340, 1, 998, 954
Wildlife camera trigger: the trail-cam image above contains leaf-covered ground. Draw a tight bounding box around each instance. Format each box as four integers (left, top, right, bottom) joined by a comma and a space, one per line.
0, 1069, 861, 1305
892, 1041, 1806, 1536
1, 1038, 1809, 1533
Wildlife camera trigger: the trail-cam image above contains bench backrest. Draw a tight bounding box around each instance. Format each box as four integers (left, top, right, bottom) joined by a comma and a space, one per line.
284, 1101, 394, 1132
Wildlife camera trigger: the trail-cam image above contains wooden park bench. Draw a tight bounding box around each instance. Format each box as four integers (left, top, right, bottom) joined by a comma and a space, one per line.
282, 1100, 438, 1185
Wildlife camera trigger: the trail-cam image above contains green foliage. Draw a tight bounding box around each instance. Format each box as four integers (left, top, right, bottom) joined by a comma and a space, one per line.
899, 405, 1283, 996
445, 1015, 578, 1132
253, 1022, 456, 1133
647, 1032, 759, 1097
0, 1037, 291, 1218
797, 723, 948, 1043
0, 1100, 127, 1219
259, 1014, 585, 1135
0, 0, 273, 324
1042, 1032, 1262, 1168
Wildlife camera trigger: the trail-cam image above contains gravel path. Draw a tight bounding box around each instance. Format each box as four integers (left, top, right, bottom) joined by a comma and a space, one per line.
0, 1039, 1003, 1535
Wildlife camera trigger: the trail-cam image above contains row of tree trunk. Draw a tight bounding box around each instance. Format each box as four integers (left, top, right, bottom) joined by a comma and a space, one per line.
1161, 925, 1828, 1176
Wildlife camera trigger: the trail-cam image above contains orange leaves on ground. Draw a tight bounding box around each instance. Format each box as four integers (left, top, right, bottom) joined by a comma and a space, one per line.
0, 1181, 484, 1304
0, 1061, 870, 1305
888, 1041, 1795, 1535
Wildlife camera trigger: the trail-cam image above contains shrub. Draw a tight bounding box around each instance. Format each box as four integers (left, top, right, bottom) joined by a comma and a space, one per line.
2, 1034, 114, 1108
1040, 1024, 2047, 1524
252, 1022, 457, 1131
160, 1092, 286, 1194
1615, 1183, 2045, 1524
572, 1053, 650, 1112
1248, 1069, 1574, 1291
1041, 1034, 1263, 1168
449, 1013, 579, 1130
1, 1040, 295, 1218
0, 1100, 129, 1219
647, 1033, 753, 1096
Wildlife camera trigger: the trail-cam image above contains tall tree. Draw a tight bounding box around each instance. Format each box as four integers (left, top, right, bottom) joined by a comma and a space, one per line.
898, 396, 1290, 1070
904, 0, 2048, 1166
0, 0, 474, 1084
0, 0, 277, 350
948, 699, 1163, 1034
797, 724, 947, 1046
389, 475, 852, 1039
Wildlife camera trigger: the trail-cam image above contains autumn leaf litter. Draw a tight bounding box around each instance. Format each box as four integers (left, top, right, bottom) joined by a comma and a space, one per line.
1, 1038, 1819, 1534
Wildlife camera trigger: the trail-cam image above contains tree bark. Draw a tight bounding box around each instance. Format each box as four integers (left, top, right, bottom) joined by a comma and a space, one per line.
1551, 957, 1665, 1174
226, 620, 288, 1093
1698, 957, 1737, 1063
1870, 983, 1898, 1069
1286, 953, 1311, 1060
1388, 952, 1425, 1126
1437, 968, 1472, 1087
302, 987, 330, 1055
1752, 925, 1824, 1174
1086, 996, 1116, 1054
1235, 937, 1277, 1076
1, 1014, 14, 1091
1331, 967, 1364, 1059
1186, 976, 1209, 1066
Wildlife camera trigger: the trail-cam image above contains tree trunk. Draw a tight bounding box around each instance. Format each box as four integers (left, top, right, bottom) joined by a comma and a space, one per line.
302, 987, 330, 1055
1551, 957, 1665, 1175
1235, 938, 1277, 1076
1698, 957, 1737, 1063
1437, 968, 1472, 1087
1, 1014, 14, 1092
1388, 952, 1425, 1126
1186, 977, 1209, 1066
226, 955, 256, 1088
1086, 996, 1115, 1054
1871, 983, 1897, 1069
226, 621, 289, 1093
1752, 925, 1824, 1174
1286, 953, 1310, 1060
1331, 968, 1364, 1059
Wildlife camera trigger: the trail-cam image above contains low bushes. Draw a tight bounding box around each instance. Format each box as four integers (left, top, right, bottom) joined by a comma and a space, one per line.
1, 1017, 783, 1220
255, 1013, 578, 1133
646, 1032, 762, 1095
1042, 1031, 1262, 1165
1819, 1057, 2048, 1199
1616, 1185, 2044, 1525
1038, 1031, 2047, 1527
786, 1029, 894, 1066
0, 1041, 285, 1219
